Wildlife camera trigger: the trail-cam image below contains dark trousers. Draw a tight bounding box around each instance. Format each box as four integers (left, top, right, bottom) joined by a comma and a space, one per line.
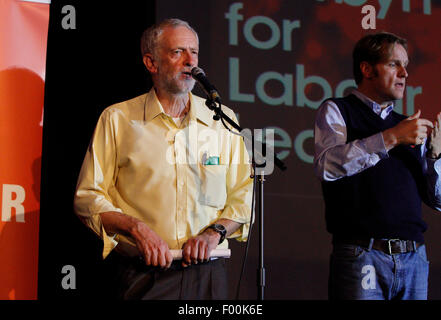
101, 251, 228, 300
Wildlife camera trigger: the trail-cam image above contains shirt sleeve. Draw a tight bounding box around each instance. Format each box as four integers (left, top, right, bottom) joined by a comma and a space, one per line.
73, 108, 123, 258
313, 100, 389, 181
420, 145, 441, 211
217, 113, 253, 241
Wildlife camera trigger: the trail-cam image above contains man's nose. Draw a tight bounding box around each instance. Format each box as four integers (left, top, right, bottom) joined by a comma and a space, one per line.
399, 65, 408, 78
183, 51, 197, 67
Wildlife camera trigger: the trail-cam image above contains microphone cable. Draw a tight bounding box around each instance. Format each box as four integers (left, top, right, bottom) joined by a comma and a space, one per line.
211, 100, 258, 300
235, 167, 256, 300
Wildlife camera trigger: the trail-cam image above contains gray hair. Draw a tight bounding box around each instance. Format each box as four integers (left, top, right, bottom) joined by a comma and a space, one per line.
140, 18, 199, 58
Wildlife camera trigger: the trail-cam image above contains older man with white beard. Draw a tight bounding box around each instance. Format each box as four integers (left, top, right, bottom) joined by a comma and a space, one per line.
74, 18, 252, 300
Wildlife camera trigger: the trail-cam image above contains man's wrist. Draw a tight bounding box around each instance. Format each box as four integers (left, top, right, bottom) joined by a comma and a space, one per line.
427, 150, 441, 159
426, 144, 441, 159
204, 228, 221, 243
205, 224, 226, 244
382, 128, 398, 150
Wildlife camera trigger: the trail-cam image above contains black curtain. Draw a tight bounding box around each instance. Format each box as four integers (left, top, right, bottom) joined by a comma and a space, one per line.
38, 1, 156, 299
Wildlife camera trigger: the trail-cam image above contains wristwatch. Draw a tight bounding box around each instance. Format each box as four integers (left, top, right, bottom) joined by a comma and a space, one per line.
207, 224, 226, 244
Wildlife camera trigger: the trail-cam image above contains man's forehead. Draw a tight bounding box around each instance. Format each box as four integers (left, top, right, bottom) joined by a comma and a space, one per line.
159, 26, 199, 48
383, 43, 408, 62
391, 43, 407, 56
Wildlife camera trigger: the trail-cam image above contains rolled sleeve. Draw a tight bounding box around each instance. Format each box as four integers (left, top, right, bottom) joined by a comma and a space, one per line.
423, 156, 441, 211
218, 117, 253, 241
73, 109, 122, 258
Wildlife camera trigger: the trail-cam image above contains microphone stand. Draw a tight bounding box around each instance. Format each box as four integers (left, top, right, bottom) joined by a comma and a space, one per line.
204, 97, 287, 300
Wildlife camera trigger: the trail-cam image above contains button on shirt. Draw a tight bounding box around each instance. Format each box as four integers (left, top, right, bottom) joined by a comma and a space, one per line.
313, 89, 441, 210
74, 89, 253, 258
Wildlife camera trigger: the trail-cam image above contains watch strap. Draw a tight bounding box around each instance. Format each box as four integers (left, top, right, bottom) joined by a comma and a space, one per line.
207, 224, 226, 244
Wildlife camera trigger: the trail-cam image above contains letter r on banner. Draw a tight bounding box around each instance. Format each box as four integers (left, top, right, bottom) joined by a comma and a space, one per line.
2, 184, 26, 222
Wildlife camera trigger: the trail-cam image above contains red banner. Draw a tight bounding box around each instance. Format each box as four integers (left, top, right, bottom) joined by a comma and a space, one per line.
0, 0, 49, 300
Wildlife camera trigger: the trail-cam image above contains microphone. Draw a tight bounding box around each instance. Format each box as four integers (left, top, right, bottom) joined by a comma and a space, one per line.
191, 67, 221, 103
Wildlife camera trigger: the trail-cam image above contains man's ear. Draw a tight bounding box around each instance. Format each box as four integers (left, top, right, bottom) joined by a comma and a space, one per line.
360, 61, 375, 80
143, 54, 158, 74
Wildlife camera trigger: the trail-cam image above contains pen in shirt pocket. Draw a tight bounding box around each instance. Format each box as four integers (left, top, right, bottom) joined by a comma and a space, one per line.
202, 152, 220, 165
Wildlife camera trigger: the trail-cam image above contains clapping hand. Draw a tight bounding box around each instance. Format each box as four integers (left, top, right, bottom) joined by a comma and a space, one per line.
428, 112, 441, 159
382, 109, 433, 149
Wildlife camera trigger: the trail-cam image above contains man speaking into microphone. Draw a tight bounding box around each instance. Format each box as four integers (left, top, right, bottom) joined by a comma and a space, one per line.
314, 32, 441, 300
73, 18, 253, 300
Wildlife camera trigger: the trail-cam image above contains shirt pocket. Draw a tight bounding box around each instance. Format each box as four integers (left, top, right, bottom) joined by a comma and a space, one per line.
198, 164, 227, 209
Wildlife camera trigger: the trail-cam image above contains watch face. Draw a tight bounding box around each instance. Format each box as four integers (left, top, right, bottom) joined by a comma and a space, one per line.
209, 224, 226, 245
214, 224, 226, 234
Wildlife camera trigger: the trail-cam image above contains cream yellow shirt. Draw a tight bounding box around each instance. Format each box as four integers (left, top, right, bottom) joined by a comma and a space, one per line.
74, 89, 253, 258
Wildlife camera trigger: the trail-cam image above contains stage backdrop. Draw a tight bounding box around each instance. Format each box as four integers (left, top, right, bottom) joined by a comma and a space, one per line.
0, 0, 50, 299
157, 0, 441, 299
37, 1, 440, 300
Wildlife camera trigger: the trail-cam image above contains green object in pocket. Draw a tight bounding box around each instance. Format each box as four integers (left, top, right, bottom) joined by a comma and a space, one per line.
204, 156, 219, 165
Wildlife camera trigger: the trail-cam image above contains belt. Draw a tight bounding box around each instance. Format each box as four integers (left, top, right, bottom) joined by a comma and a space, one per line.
334, 238, 422, 255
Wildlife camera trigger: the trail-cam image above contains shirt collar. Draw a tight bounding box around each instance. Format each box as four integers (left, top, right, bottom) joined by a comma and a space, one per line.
144, 88, 214, 126
352, 89, 394, 119
188, 93, 214, 127
144, 88, 164, 122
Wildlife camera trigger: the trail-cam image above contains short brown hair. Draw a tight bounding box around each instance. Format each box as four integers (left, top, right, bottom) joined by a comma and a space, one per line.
353, 32, 407, 85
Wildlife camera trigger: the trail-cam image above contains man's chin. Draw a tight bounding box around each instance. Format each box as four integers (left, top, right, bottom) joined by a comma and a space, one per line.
173, 81, 195, 95
159, 84, 193, 96
184, 80, 196, 92
388, 90, 404, 101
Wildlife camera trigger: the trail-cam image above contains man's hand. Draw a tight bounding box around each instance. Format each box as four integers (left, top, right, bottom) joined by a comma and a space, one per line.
180, 219, 242, 267
181, 228, 220, 267
130, 220, 173, 269
428, 112, 441, 159
383, 109, 433, 150
100, 211, 173, 269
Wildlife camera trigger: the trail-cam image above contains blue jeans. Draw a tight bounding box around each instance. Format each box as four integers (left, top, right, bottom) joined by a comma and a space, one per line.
329, 241, 429, 300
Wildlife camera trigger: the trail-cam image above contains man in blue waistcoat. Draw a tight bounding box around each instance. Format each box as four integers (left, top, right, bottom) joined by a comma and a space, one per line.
313, 32, 441, 300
